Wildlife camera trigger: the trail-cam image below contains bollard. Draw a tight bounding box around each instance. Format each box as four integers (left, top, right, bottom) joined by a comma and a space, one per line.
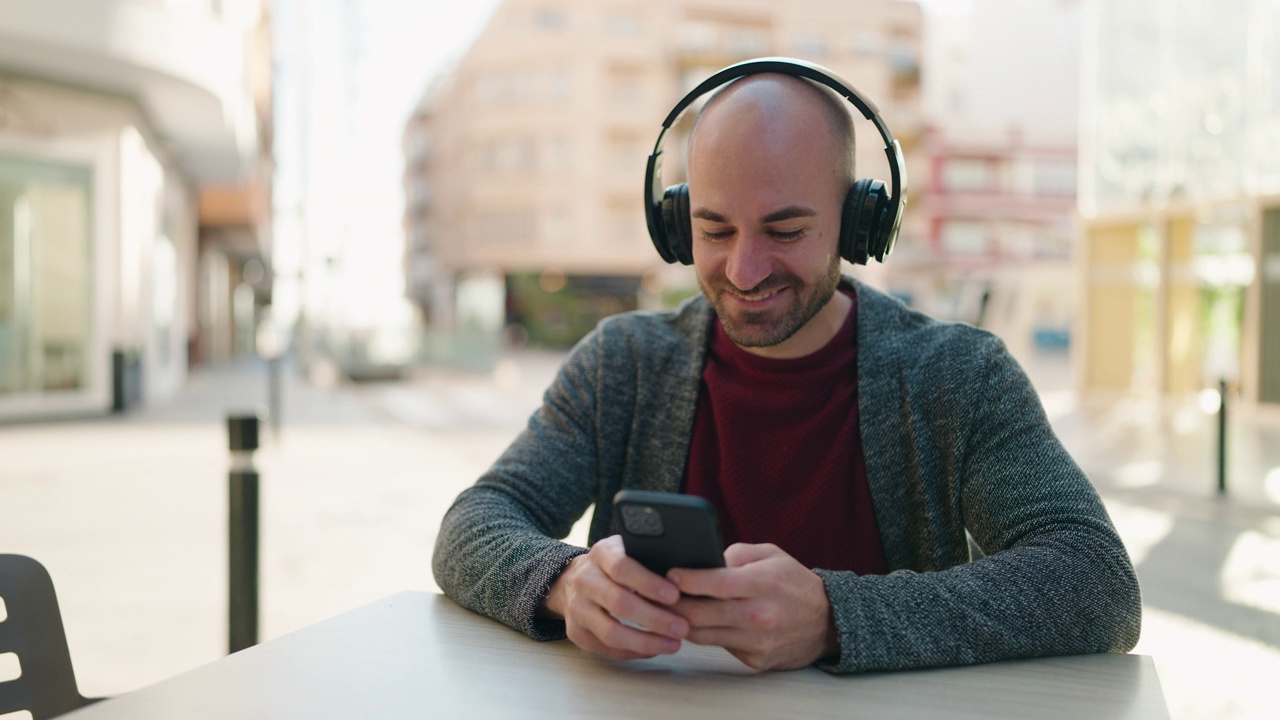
227, 413, 260, 653
1217, 378, 1228, 496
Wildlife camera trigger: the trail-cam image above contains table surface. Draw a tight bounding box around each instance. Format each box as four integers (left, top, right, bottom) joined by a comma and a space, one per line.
65, 591, 1170, 720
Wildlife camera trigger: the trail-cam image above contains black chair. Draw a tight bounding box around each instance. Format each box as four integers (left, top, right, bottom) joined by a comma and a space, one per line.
0, 554, 100, 719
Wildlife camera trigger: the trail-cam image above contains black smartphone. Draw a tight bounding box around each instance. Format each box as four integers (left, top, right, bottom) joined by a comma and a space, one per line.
612, 490, 725, 576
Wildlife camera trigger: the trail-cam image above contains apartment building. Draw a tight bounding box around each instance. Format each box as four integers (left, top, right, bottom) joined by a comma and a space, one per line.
403, 0, 923, 342
906, 0, 1082, 361
0, 0, 272, 420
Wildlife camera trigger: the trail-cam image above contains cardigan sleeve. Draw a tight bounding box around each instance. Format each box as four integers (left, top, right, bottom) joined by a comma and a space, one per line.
431, 331, 604, 641
815, 335, 1142, 674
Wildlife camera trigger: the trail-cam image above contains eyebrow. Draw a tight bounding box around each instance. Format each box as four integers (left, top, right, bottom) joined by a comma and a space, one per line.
690, 205, 818, 224
761, 205, 817, 223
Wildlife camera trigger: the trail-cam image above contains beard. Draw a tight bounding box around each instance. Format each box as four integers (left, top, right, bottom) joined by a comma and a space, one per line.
698, 254, 842, 348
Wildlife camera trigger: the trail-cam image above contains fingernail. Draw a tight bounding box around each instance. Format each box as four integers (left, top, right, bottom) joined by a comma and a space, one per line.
667, 570, 682, 584
659, 586, 678, 603
670, 621, 687, 638
662, 639, 680, 654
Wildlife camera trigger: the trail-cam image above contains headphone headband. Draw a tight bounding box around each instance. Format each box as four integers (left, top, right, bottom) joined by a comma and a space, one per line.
644, 57, 908, 263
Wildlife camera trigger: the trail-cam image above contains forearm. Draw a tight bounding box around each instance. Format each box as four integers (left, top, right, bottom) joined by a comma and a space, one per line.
433, 484, 589, 639
813, 529, 1141, 674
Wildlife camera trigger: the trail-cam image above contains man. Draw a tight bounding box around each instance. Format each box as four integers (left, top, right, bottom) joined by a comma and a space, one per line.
433, 69, 1141, 675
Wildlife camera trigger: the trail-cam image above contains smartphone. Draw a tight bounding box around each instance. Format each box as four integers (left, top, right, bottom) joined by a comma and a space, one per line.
612, 490, 725, 576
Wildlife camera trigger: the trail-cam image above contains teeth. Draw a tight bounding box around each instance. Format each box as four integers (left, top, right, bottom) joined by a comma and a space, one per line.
738, 288, 780, 302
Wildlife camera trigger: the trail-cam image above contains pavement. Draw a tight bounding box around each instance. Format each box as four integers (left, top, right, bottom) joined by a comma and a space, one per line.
2, 348, 1279, 719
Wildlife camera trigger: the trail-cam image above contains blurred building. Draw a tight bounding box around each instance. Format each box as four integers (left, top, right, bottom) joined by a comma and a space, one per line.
905, 0, 1081, 362
1079, 0, 1280, 407
0, 0, 272, 421
403, 0, 923, 346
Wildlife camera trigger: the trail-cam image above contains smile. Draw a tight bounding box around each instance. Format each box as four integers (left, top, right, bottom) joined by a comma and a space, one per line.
730, 287, 786, 303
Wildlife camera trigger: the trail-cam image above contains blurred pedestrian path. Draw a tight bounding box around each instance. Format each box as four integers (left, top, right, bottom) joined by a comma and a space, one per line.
2, 349, 1278, 719
1024, 353, 1280, 720
0, 354, 558, 697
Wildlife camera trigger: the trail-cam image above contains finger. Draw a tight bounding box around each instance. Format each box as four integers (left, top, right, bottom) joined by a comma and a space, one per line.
574, 603, 682, 658
593, 581, 690, 640
676, 596, 786, 636
666, 566, 745, 599
723, 542, 782, 568
671, 595, 747, 629
594, 535, 680, 606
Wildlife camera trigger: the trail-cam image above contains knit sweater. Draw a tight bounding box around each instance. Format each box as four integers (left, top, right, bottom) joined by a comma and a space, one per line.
432, 276, 1142, 674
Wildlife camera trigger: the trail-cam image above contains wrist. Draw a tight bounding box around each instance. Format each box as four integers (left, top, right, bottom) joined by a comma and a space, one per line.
537, 554, 584, 620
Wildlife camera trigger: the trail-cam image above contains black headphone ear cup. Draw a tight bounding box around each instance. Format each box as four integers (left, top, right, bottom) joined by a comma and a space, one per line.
841, 180, 872, 265
660, 183, 694, 265
842, 179, 888, 265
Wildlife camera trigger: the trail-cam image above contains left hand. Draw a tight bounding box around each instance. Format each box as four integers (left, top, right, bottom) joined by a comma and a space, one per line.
667, 543, 839, 671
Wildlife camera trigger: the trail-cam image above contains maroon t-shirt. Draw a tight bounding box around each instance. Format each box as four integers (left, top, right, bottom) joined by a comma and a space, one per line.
682, 290, 888, 575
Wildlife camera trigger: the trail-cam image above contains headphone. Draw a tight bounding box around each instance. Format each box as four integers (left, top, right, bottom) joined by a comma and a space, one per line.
644, 57, 908, 266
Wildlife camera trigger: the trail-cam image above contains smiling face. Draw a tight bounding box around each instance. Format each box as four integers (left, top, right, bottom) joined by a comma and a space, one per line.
687, 74, 854, 359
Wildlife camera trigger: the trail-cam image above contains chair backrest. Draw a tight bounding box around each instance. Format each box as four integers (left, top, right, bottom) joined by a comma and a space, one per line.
0, 554, 94, 719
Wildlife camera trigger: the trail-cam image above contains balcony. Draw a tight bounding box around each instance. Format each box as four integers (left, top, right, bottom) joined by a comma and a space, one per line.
0, 0, 258, 184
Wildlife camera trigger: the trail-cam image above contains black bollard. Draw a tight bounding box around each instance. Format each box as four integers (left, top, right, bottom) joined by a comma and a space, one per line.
1217, 379, 1228, 496
227, 413, 260, 653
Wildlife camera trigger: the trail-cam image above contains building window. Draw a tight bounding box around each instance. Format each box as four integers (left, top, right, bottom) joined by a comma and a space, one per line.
888, 41, 920, 91
942, 158, 998, 192
609, 198, 641, 244
850, 30, 881, 56
0, 156, 93, 395
533, 8, 567, 29
544, 206, 572, 246
792, 35, 829, 59
475, 209, 536, 245
605, 10, 641, 36
546, 134, 573, 172
941, 220, 990, 255
1034, 160, 1078, 197
548, 66, 573, 103
679, 21, 718, 55
726, 27, 769, 58
608, 133, 644, 174
475, 138, 537, 175
608, 67, 646, 108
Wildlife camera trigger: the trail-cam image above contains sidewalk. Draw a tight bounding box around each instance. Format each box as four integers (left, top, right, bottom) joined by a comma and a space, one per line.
0, 356, 551, 697
1028, 355, 1280, 720
2, 351, 1278, 719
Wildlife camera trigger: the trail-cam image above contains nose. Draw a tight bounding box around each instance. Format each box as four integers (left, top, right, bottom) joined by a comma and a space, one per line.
724, 232, 772, 291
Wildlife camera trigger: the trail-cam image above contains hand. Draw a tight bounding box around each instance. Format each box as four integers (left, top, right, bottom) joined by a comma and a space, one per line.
539, 535, 690, 660
668, 543, 839, 671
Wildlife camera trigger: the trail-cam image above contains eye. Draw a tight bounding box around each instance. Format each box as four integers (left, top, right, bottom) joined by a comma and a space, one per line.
700, 228, 734, 242
769, 228, 807, 241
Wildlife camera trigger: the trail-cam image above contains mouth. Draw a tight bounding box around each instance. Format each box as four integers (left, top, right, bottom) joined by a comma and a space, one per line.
727, 285, 788, 305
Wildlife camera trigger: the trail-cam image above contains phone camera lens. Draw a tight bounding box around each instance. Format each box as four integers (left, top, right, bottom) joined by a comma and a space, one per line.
621, 504, 663, 537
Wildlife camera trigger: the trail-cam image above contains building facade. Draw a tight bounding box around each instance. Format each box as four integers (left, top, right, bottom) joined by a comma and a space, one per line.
902, 0, 1081, 363
1078, 0, 1280, 407
0, 0, 272, 420
402, 0, 923, 344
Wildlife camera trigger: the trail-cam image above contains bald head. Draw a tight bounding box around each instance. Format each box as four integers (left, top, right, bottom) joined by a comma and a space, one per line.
687, 74, 856, 189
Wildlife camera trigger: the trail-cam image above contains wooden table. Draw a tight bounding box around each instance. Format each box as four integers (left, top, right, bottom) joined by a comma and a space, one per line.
65, 591, 1170, 719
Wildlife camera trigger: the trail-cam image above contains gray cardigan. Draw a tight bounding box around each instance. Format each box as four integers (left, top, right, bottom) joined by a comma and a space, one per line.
432, 277, 1141, 674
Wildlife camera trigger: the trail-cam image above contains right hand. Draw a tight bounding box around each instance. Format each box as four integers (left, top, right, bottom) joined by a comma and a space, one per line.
540, 535, 689, 660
